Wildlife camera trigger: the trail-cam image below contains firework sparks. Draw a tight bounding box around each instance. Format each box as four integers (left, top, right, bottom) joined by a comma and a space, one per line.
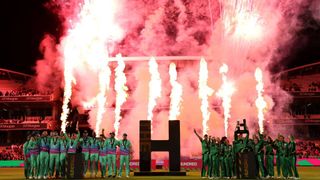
255, 68, 267, 133
216, 64, 235, 137
198, 58, 214, 135
147, 57, 162, 132
169, 63, 183, 120
114, 54, 128, 138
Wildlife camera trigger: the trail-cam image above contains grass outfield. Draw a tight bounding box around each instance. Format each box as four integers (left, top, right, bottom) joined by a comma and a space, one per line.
0, 167, 319, 180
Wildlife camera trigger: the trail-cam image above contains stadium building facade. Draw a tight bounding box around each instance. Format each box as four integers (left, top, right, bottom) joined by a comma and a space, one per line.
276, 61, 320, 139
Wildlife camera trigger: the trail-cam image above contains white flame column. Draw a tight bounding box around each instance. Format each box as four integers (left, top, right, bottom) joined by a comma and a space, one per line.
255, 68, 267, 134
198, 58, 214, 135
169, 63, 183, 120
95, 61, 111, 136
60, 58, 74, 133
114, 54, 128, 138
147, 57, 162, 132
216, 64, 235, 137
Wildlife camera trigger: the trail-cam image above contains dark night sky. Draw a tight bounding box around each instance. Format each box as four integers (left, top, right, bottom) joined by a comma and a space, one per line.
1, 0, 320, 75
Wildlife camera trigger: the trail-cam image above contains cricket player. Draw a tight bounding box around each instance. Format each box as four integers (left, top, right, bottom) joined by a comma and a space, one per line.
194, 129, 210, 178
80, 130, 91, 176
209, 137, 219, 179
23, 135, 31, 179
39, 131, 50, 179
28, 134, 39, 179
288, 135, 299, 179
106, 132, 119, 178
99, 134, 108, 178
66, 130, 80, 154
118, 133, 132, 178
253, 133, 266, 178
224, 139, 233, 178
274, 134, 284, 178
59, 132, 68, 178
219, 137, 227, 178
49, 131, 60, 178
89, 132, 100, 178
265, 136, 275, 178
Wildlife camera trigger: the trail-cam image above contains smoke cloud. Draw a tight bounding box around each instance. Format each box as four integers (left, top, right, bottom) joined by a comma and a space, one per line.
35, 0, 311, 157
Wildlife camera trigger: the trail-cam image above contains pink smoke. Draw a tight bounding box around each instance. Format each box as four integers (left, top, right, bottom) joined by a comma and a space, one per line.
35, 0, 310, 158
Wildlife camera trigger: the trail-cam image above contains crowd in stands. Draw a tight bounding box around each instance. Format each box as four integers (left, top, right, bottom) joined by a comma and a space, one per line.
0, 88, 51, 96
0, 144, 23, 160
283, 81, 320, 92
296, 140, 320, 158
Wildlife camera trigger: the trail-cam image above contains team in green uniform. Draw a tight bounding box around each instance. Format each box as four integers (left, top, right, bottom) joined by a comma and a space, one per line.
194, 128, 300, 179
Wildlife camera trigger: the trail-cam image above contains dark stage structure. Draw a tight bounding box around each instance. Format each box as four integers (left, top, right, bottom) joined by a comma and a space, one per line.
134, 120, 186, 176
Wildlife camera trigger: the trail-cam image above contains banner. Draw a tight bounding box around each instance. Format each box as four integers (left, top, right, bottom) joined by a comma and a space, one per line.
0, 95, 52, 102
0, 123, 47, 130
1, 158, 319, 168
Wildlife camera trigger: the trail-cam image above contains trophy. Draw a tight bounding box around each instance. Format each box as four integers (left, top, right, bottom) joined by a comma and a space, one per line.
234, 119, 249, 140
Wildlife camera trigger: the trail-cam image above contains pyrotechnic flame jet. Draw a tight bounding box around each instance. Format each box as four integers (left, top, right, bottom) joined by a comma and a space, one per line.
255, 68, 267, 133
198, 58, 214, 135
169, 63, 183, 120
114, 54, 128, 138
147, 57, 162, 133
216, 64, 235, 137
59, 0, 121, 135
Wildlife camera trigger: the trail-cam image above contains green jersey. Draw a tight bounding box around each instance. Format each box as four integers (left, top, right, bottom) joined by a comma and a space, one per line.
49, 137, 60, 154
106, 138, 119, 155
201, 140, 209, 154
119, 139, 131, 156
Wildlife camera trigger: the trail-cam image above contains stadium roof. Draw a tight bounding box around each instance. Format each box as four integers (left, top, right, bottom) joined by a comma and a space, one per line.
279, 60, 320, 75
0, 68, 33, 81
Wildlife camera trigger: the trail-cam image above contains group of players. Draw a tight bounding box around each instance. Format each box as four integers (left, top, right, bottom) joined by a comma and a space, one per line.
23, 128, 132, 179
194, 129, 300, 179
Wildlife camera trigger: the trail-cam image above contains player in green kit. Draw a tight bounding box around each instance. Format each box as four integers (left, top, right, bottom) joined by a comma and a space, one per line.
209, 137, 219, 179
28, 134, 39, 179
253, 133, 266, 178
23, 135, 31, 179
288, 135, 299, 179
106, 132, 119, 178
265, 136, 275, 178
223, 139, 233, 178
59, 132, 68, 178
219, 137, 226, 178
99, 134, 108, 178
274, 134, 284, 178
66, 130, 80, 154
49, 131, 60, 178
194, 129, 209, 178
80, 130, 91, 177
38, 131, 50, 179
89, 131, 100, 178
118, 133, 132, 178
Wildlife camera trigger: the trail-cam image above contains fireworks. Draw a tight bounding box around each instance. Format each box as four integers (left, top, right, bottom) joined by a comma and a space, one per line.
169, 63, 183, 120
58, 0, 121, 135
216, 64, 235, 137
255, 68, 267, 134
114, 54, 128, 138
147, 57, 162, 132
221, 0, 263, 41
198, 58, 214, 135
